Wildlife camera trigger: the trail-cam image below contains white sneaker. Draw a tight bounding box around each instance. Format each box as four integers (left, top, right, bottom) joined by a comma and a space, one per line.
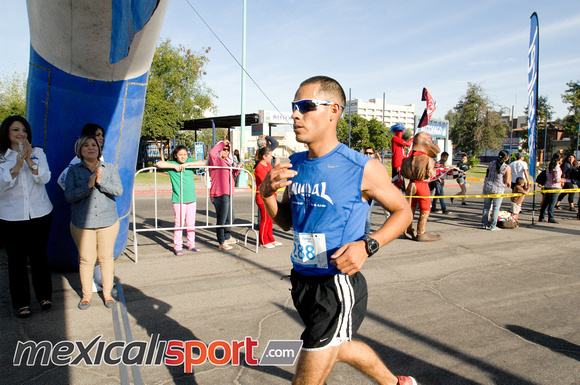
224, 238, 237, 245
272, 241, 283, 246
219, 244, 233, 251
261, 243, 275, 248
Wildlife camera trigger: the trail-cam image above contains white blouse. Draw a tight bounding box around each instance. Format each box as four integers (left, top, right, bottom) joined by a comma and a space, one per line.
0, 147, 53, 221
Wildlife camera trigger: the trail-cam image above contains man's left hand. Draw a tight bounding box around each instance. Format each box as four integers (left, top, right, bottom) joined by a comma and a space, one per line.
330, 241, 368, 276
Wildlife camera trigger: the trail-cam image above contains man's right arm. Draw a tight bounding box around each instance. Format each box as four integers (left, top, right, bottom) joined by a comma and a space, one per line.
259, 162, 297, 231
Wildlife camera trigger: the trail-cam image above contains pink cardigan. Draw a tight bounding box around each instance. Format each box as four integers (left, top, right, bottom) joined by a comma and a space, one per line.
546, 164, 562, 188
208, 141, 241, 198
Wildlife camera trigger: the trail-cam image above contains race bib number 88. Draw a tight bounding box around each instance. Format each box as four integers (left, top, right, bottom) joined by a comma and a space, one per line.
291, 232, 328, 269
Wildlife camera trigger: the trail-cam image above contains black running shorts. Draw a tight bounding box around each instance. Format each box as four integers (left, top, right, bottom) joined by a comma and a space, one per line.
290, 269, 368, 350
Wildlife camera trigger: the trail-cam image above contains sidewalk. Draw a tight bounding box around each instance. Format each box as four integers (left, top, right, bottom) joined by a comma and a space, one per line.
1, 183, 579, 384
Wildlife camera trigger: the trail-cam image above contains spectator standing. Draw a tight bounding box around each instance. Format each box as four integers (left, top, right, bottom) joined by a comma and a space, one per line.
538, 153, 563, 223
208, 141, 241, 250
64, 135, 123, 310
0, 116, 53, 318
431, 151, 451, 214
555, 154, 576, 211
481, 150, 511, 230
510, 152, 530, 190
156, 145, 205, 255
58, 123, 106, 293
254, 146, 281, 248
363, 146, 381, 236
390, 123, 413, 191
452, 154, 471, 205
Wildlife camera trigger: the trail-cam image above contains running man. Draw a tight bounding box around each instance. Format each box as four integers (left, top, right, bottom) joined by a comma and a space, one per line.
259, 76, 416, 385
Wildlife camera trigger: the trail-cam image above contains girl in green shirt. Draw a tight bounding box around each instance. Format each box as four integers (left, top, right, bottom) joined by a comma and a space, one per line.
156, 145, 205, 255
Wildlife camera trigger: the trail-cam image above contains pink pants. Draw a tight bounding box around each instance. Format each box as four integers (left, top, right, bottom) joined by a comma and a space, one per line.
173, 202, 197, 251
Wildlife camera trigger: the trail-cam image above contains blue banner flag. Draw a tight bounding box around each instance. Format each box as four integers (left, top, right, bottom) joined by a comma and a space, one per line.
527, 13, 539, 179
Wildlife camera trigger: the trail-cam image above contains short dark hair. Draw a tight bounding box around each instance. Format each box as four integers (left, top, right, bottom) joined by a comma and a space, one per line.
441, 152, 449, 157
365, 147, 374, 152
516, 176, 526, 185
0, 115, 33, 155
170, 145, 188, 161
257, 146, 272, 160
81, 123, 105, 137
299, 76, 346, 107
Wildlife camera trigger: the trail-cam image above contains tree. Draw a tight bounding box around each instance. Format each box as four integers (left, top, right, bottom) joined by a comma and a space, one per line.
142, 38, 215, 159
448, 83, 508, 156
337, 114, 369, 150
0, 71, 27, 122
337, 114, 390, 152
521, 95, 556, 154
562, 80, 580, 144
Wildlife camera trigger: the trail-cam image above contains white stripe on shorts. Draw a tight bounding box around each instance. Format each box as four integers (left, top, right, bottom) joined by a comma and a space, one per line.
332, 274, 355, 344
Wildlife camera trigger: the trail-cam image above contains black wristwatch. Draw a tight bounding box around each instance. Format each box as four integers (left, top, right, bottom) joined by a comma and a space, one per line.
363, 236, 380, 257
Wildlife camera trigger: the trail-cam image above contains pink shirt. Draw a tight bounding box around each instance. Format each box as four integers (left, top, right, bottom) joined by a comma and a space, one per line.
545, 164, 562, 188
208, 142, 240, 198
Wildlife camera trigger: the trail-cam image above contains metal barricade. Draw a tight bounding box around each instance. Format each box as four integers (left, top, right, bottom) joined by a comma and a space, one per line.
131, 165, 259, 262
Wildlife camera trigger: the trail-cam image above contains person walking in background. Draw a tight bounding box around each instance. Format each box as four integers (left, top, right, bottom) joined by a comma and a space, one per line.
58, 123, 106, 293
510, 152, 530, 190
452, 153, 471, 205
481, 150, 511, 231
555, 154, 576, 211
65, 135, 123, 310
431, 151, 451, 214
254, 146, 281, 248
156, 145, 205, 255
390, 123, 413, 192
0, 116, 53, 318
538, 153, 563, 224
208, 140, 241, 250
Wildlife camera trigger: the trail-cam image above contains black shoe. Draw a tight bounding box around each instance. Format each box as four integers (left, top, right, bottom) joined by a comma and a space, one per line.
548, 218, 559, 224
450, 198, 454, 204
538, 217, 545, 222
462, 202, 467, 205
442, 210, 452, 215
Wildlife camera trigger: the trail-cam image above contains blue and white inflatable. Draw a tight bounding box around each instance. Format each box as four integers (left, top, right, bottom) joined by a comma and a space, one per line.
26, 0, 169, 270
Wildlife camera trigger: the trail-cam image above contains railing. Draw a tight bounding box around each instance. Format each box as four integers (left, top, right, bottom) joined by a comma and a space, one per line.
131, 165, 259, 262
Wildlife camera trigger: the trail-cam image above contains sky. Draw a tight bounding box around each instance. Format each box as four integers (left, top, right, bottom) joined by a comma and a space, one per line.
1, 0, 579, 123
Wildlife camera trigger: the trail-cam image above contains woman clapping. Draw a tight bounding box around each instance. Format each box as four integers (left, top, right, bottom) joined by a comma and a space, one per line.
64, 136, 123, 310
0, 116, 53, 318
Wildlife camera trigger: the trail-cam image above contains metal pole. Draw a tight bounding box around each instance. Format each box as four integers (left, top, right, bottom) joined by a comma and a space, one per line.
348, 88, 352, 148
543, 117, 548, 169
508, 105, 514, 157
240, 0, 247, 157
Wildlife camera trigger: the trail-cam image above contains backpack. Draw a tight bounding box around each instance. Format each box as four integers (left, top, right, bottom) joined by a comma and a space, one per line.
535, 169, 547, 185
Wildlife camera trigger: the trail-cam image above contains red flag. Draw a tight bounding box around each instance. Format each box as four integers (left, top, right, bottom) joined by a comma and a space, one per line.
418, 88, 436, 128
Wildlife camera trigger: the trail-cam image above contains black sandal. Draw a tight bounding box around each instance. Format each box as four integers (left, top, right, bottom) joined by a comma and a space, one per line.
16, 306, 31, 318
40, 300, 52, 310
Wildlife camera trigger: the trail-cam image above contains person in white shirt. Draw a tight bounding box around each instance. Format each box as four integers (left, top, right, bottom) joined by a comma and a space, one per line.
510, 152, 530, 190
0, 116, 53, 318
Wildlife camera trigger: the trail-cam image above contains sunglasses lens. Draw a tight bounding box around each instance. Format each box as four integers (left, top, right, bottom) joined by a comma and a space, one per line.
293, 100, 318, 114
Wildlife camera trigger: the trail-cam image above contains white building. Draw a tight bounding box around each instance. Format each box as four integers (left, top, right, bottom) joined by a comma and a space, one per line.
344, 98, 415, 130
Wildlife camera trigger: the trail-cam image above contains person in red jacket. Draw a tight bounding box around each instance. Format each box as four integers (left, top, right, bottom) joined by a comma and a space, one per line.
391, 123, 413, 191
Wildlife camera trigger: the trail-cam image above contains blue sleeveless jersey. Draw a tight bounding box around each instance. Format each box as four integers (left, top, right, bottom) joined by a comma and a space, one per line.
288, 143, 370, 276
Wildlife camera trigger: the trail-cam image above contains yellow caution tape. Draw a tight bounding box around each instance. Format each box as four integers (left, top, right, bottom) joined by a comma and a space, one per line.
407, 188, 580, 199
